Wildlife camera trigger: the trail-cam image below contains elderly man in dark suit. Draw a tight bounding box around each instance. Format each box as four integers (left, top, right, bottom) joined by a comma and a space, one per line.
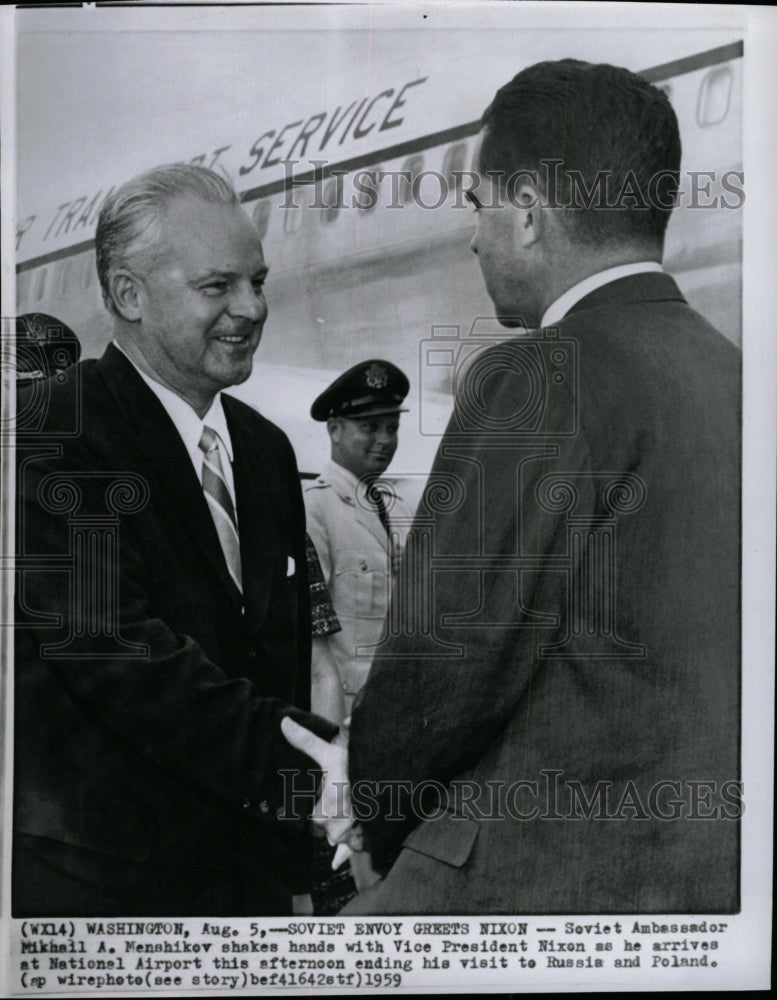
286, 59, 741, 914
13, 164, 336, 916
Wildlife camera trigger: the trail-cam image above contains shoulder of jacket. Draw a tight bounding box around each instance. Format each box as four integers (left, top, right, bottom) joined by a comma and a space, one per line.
304, 478, 359, 511
304, 476, 333, 492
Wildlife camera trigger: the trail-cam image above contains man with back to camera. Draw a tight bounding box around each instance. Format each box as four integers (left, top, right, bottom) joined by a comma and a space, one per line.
304, 360, 414, 719
284, 58, 741, 914
13, 163, 338, 916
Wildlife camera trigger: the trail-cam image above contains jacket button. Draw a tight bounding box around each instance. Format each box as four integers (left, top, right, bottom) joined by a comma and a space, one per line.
242, 797, 251, 809
248, 649, 257, 659
259, 800, 270, 814
360, 560, 368, 571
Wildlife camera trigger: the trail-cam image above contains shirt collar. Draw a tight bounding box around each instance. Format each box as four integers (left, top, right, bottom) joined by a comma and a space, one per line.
113, 339, 233, 460
325, 460, 361, 495
325, 460, 403, 501
541, 262, 664, 328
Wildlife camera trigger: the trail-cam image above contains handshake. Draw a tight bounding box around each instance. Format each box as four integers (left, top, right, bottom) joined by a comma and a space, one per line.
281, 716, 364, 871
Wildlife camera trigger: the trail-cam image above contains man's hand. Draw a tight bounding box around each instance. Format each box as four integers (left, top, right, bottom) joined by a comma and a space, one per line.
281, 717, 362, 865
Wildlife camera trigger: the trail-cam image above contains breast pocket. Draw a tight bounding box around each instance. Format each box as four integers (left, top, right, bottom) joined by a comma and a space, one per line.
333, 549, 388, 619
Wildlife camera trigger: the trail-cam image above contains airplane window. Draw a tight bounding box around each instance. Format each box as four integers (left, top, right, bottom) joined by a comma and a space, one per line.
322, 176, 344, 224
443, 143, 468, 192
697, 66, 732, 127
397, 155, 424, 206
356, 166, 383, 213
82, 254, 94, 288
283, 185, 310, 235
57, 259, 71, 295
252, 200, 271, 240
16, 271, 29, 309
35, 267, 48, 302
283, 203, 303, 235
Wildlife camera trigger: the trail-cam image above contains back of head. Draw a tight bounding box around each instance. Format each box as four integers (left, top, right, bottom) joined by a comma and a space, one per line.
95, 163, 240, 315
480, 59, 681, 250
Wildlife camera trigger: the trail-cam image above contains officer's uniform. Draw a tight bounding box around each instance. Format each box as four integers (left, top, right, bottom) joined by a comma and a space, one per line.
305, 462, 413, 709
304, 360, 413, 713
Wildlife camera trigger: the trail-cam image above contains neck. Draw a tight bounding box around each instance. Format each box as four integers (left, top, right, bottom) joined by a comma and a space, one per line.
330, 457, 376, 484
115, 333, 215, 418
539, 242, 662, 319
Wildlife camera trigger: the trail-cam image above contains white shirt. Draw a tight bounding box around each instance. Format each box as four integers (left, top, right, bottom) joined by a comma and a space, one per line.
113, 340, 237, 506
540, 262, 664, 328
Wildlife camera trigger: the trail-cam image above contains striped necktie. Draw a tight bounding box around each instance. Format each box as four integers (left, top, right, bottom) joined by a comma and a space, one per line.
198, 425, 242, 592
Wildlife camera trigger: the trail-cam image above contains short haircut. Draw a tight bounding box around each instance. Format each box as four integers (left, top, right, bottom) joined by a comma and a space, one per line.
95, 163, 240, 314
479, 59, 682, 247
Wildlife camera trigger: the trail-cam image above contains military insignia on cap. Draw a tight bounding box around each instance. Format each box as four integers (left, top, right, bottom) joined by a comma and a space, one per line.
365, 363, 389, 389
310, 358, 410, 421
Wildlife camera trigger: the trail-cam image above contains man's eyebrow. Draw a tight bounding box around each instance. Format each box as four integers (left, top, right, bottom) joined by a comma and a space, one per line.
195, 265, 270, 282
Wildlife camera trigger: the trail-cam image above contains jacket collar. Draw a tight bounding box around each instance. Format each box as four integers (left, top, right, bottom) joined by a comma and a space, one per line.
563, 271, 687, 321
541, 262, 664, 327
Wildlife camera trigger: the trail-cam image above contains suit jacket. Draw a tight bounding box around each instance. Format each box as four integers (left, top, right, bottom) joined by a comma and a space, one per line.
14, 344, 337, 916
304, 461, 413, 712
347, 273, 741, 914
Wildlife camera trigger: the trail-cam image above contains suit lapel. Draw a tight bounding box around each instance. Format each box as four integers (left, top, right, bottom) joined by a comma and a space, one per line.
96, 345, 243, 614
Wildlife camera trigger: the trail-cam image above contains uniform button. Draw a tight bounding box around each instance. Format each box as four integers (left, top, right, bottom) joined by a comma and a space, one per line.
242, 797, 251, 809
360, 560, 368, 571
259, 800, 270, 814
248, 649, 257, 659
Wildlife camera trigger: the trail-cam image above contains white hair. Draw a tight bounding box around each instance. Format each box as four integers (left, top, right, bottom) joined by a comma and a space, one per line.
95, 163, 240, 315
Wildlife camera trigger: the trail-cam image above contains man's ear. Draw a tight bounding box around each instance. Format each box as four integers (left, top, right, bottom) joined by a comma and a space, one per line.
512, 181, 543, 249
109, 269, 143, 322
326, 418, 342, 444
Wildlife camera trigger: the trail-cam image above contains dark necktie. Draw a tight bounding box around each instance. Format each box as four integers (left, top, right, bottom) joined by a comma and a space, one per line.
367, 483, 391, 537
198, 425, 242, 592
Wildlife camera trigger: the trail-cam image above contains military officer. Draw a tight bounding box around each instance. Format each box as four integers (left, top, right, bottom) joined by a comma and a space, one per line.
304, 360, 413, 714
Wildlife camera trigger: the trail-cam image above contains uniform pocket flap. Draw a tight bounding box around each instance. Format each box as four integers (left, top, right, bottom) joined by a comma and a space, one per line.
401, 811, 479, 868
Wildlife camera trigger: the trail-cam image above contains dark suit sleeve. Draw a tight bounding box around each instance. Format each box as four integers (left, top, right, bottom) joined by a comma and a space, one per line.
16, 421, 335, 833
349, 364, 595, 870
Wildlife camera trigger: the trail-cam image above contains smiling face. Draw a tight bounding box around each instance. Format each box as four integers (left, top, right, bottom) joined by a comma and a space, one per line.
128, 195, 268, 413
328, 414, 400, 480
